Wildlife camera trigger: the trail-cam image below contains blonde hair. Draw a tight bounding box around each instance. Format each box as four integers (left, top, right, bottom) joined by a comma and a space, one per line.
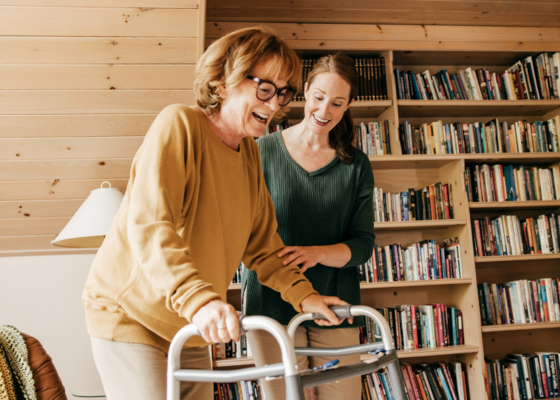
194, 27, 302, 117
306, 53, 358, 164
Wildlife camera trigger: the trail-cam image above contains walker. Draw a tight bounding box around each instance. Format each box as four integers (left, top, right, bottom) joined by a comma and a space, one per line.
167, 305, 407, 400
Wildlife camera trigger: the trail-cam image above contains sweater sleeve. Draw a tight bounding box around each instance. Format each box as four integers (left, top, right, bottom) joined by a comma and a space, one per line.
126, 105, 220, 323
242, 159, 318, 313
341, 154, 376, 268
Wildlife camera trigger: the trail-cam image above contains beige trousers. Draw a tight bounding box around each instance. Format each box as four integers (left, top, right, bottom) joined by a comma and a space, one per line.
91, 337, 213, 400
247, 326, 362, 400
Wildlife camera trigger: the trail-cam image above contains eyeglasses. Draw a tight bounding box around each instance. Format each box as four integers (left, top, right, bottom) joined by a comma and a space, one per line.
246, 75, 296, 107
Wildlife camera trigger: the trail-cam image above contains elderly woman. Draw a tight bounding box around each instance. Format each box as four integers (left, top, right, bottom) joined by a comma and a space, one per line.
82, 27, 348, 400
243, 53, 375, 400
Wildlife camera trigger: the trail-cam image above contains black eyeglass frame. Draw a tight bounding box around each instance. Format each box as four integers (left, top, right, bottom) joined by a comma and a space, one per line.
246, 75, 296, 107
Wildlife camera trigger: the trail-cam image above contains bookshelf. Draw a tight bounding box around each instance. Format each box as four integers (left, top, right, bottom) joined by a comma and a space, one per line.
224, 49, 560, 400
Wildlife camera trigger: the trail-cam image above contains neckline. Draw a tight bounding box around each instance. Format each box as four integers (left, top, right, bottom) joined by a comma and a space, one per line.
196, 107, 243, 162
275, 131, 339, 177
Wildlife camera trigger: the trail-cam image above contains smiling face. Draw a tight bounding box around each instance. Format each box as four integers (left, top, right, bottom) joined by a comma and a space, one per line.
218, 59, 289, 139
303, 72, 352, 137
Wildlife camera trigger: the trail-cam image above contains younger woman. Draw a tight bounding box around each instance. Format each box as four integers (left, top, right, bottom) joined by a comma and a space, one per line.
243, 53, 375, 400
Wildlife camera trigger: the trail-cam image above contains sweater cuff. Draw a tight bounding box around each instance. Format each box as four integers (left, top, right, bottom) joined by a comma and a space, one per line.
341, 239, 368, 268
281, 280, 318, 313
180, 289, 221, 323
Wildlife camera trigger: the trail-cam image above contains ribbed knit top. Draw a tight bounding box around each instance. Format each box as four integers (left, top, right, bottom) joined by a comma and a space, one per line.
242, 131, 375, 328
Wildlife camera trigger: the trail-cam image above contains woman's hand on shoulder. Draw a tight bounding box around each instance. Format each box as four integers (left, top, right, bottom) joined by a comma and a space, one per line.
192, 299, 240, 344
300, 294, 353, 326
277, 246, 325, 272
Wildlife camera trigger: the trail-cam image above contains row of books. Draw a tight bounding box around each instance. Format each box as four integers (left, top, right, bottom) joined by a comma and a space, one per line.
211, 332, 252, 360
364, 362, 469, 400
359, 304, 464, 351
213, 381, 262, 400
355, 121, 393, 155
472, 214, 560, 257
478, 279, 560, 326
399, 361, 468, 400
395, 52, 560, 101
294, 56, 388, 102
263, 120, 290, 136
399, 117, 560, 156
357, 238, 463, 283
465, 164, 560, 203
484, 353, 560, 400
373, 183, 455, 223
231, 263, 243, 285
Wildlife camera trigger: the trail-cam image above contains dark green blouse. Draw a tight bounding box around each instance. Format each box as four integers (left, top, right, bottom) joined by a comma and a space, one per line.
242, 131, 375, 328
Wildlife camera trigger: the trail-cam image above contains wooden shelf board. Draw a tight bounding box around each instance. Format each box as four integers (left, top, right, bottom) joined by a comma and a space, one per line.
284, 100, 392, 120
482, 321, 560, 333
368, 154, 560, 169
213, 356, 255, 368
475, 254, 560, 263
230, 279, 472, 292
470, 201, 560, 210
214, 345, 480, 367
462, 153, 560, 165
360, 278, 472, 289
368, 155, 461, 169
392, 344, 479, 359
375, 220, 467, 230
398, 100, 560, 118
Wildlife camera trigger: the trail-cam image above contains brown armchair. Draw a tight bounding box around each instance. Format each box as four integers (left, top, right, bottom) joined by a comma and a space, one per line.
21, 333, 67, 400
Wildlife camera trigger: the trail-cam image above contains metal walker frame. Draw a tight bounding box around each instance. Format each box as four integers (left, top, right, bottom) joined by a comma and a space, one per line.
167, 305, 407, 400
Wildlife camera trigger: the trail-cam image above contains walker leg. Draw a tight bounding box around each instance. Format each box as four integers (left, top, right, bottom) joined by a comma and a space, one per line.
386, 361, 407, 400
284, 375, 305, 400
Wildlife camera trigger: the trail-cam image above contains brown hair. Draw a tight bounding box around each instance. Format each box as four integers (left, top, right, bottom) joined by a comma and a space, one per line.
306, 53, 358, 164
194, 27, 302, 119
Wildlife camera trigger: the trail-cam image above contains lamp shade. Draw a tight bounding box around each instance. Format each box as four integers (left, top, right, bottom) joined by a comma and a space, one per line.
52, 183, 123, 248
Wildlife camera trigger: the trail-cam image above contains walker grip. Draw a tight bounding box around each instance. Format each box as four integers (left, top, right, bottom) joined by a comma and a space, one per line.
311, 305, 353, 321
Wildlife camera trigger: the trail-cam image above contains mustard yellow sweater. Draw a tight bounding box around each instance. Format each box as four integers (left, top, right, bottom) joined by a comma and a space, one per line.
82, 104, 317, 352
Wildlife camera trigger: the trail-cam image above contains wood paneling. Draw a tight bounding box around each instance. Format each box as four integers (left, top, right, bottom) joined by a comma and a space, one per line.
0, 1, 198, 7
0, 0, 204, 253
207, 23, 560, 53
0, 200, 84, 219
0, 90, 194, 114
0, 65, 195, 90
0, 137, 144, 160
207, 22, 560, 43
0, 217, 70, 236
0, 179, 129, 201
274, 40, 560, 53
0, 38, 198, 64
0, 7, 198, 37
207, 0, 560, 27
0, 115, 156, 138
1, 159, 133, 181
0, 235, 59, 252
210, 0, 560, 14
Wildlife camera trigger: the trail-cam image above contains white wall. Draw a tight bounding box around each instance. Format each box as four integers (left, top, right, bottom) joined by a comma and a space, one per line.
0, 254, 101, 397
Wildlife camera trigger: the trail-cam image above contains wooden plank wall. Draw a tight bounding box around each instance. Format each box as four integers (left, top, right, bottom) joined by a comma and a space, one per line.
207, 0, 560, 27
206, 22, 560, 54
0, 0, 206, 256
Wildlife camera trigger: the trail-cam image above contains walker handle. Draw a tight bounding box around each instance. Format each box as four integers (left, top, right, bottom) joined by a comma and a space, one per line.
311, 305, 353, 320
167, 315, 304, 400
287, 305, 396, 352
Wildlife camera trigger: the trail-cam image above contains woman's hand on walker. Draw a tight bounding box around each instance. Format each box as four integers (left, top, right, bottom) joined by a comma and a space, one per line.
278, 246, 325, 272
192, 299, 240, 344
300, 294, 354, 326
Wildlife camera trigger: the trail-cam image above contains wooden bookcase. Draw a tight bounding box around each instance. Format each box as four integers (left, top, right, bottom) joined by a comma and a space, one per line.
222, 49, 560, 400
